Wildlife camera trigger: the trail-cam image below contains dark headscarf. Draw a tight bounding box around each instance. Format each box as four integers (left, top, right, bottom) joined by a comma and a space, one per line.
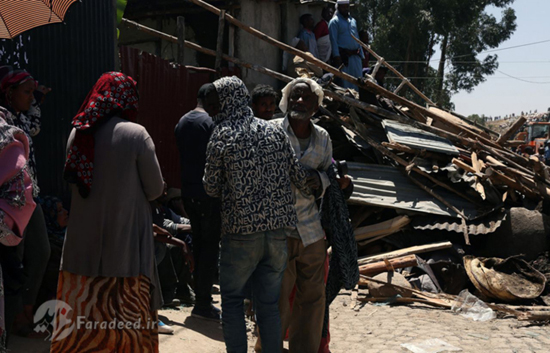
63, 72, 139, 198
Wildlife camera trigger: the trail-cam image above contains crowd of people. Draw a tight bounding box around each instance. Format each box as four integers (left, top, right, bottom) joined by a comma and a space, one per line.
0, 62, 358, 353
0, 3, 364, 353
285, 0, 373, 91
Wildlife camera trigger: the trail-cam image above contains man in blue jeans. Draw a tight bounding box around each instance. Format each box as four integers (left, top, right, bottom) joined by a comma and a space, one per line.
203, 76, 316, 353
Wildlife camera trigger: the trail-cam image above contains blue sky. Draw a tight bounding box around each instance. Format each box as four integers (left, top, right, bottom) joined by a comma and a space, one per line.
449, 0, 550, 117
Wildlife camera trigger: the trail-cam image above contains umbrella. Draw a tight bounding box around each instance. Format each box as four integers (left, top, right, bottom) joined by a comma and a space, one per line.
0, 0, 79, 39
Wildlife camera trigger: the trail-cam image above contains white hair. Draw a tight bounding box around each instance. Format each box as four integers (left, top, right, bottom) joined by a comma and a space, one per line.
279, 78, 324, 114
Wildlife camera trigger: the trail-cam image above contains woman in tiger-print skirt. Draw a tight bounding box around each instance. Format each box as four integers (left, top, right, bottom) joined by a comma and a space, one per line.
50, 72, 164, 352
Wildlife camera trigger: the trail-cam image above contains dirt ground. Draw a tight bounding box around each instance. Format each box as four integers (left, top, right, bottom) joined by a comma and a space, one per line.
9, 290, 550, 352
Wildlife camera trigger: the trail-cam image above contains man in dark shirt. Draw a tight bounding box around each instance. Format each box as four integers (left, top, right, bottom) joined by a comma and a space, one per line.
174, 83, 221, 321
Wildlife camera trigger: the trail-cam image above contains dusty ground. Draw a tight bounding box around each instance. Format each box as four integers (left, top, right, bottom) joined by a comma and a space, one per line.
8, 290, 550, 352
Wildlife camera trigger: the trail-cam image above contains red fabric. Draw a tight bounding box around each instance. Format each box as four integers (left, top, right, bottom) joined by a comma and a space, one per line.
0, 69, 35, 93
314, 20, 329, 40
63, 72, 138, 197
0, 67, 37, 104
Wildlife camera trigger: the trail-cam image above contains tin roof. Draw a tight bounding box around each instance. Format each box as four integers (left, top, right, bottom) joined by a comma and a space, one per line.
347, 162, 478, 218
382, 120, 459, 156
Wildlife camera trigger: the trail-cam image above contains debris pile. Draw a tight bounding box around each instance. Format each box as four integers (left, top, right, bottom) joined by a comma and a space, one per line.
121, 0, 550, 321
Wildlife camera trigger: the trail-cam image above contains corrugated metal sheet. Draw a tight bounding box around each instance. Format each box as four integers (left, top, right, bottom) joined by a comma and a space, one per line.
382, 120, 459, 156
120, 46, 240, 188
0, 1, 116, 200
348, 162, 478, 218
412, 210, 507, 235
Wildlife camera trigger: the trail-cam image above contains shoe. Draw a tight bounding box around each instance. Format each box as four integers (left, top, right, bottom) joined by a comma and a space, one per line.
158, 320, 174, 334
175, 285, 196, 305
162, 298, 181, 309
176, 293, 196, 305
191, 305, 221, 322
211, 285, 220, 294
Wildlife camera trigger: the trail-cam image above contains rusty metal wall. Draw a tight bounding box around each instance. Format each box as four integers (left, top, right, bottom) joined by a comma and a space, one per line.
0, 0, 116, 200
120, 46, 240, 189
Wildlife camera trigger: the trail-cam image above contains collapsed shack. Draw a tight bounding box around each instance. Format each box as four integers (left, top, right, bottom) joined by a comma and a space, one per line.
120, 0, 550, 321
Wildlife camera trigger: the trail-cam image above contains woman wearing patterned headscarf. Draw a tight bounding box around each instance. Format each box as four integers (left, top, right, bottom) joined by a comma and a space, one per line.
0, 66, 50, 339
0, 113, 35, 352
51, 72, 164, 352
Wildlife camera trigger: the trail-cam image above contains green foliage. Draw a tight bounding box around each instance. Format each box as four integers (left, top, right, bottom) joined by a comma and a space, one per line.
354, 0, 517, 109
116, 0, 128, 38
467, 114, 486, 126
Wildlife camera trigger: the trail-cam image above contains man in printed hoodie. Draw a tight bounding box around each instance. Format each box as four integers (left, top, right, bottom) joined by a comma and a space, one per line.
203, 76, 314, 353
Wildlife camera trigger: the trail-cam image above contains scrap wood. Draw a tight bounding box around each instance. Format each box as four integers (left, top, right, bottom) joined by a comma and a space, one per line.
485, 167, 541, 200
451, 157, 487, 200
341, 113, 478, 205
350, 206, 380, 230
188, 0, 513, 153
122, 17, 414, 139
350, 285, 359, 310
357, 241, 453, 266
351, 34, 434, 105
358, 296, 451, 309
359, 254, 418, 276
428, 106, 493, 141
503, 140, 526, 148
360, 275, 550, 321
358, 233, 394, 247
497, 116, 527, 146
123, 15, 546, 205
355, 215, 411, 241
452, 158, 483, 177
476, 142, 536, 178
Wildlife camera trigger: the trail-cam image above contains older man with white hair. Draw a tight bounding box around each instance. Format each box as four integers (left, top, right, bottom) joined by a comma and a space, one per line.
272, 78, 333, 352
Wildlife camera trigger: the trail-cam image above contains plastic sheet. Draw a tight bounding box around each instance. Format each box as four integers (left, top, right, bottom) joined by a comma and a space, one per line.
450, 289, 496, 322
402, 338, 462, 353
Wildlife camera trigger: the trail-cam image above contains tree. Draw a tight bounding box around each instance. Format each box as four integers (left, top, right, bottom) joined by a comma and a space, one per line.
467, 113, 486, 126
354, 0, 517, 109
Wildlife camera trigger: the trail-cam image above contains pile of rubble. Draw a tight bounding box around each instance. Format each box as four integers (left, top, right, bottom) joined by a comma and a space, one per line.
122, 0, 550, 321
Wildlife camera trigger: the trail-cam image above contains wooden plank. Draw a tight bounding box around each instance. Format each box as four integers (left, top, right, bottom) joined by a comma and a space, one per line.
359, 254, 418, 276
350, 206, 377, 230
187, 0, 507, 152
355, 215, 411, 241
352, 34, 435, 105
176, 16, 185, 65
452, 158, 479, 175
215, 10, 226, 75
357, 241, 453, 265
497, 117, 527, 145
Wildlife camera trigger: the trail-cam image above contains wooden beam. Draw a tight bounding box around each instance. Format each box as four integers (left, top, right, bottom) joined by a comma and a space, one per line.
215, 10, 226, 75
187, 0, 508, 152
357, 241, 453, 266
497, 117, 527, 146
359, 254, 418, 276
176, 16, 185, 65
352, 34, 435, 105
355, 215, 411, 242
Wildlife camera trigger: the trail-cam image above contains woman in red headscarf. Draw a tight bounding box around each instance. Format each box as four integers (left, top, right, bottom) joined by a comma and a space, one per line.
50, 72, 164, 352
